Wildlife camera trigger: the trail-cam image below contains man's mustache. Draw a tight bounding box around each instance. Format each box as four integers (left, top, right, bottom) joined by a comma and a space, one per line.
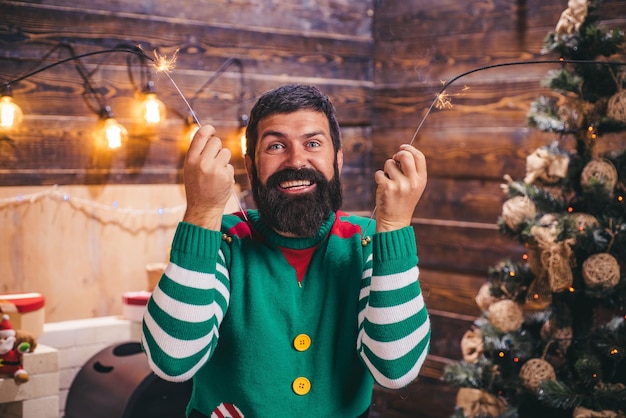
265, 168, 326, 188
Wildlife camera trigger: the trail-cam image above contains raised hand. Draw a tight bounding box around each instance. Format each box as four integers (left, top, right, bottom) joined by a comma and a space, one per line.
374, 144, 427, 233
182, 125, 235, 231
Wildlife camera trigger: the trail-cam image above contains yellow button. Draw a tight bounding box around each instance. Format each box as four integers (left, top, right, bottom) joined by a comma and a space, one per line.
293, 334, 311, 351
292, 377, 311, 395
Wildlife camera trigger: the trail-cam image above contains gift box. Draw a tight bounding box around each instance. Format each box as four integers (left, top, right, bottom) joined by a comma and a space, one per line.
122, 291, 151, 322
0, 292, 45, 337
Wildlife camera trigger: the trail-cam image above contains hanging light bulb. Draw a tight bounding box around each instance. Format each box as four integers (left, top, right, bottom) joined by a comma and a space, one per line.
0, 85, 24, 131
239, 114, 249, 156
137, 81, 166, 128
94, 106, 128, 149
181, 114, 200, 148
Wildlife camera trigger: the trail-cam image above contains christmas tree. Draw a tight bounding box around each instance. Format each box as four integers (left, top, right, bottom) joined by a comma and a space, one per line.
443, 0, 626, 416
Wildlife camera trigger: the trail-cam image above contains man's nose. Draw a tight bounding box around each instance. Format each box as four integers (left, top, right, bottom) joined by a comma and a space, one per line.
284, 146, 307, 169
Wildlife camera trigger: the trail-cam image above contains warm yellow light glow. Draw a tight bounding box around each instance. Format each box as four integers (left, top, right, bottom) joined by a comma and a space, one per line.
181, 119, 200, 147
0, 95, 23, 130
239, 128, 247, 156
187, 122, 200, 144
96, 117, 128, 149
138, 92, 166, 126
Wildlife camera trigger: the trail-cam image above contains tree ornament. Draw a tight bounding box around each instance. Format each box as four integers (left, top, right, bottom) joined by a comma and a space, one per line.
607, 90, 626, 123
525, 272, 553, 309
580, 159, 618, 195
572, 406, 621, 418
607, 74, 626, 124
540, 320, 573, 352
571, 213, 600, 233
554, 0, 588, 35
488, 299, 524, 333
519, 358, 556, 392
524, 145, 570, 185
529, 215, 575, 293
475, 283, 499, 312
502, 196, 537, 231
461, 328, 484, 364
582, 253, 621, 289
558, 99, 595, 131
455, 387, 508, 418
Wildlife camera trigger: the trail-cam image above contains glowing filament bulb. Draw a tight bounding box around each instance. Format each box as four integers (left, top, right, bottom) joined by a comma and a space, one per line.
96, 117, 127, 149
140, 92, 166, 125
0, 95, 23, 130
103, 119, 125, 149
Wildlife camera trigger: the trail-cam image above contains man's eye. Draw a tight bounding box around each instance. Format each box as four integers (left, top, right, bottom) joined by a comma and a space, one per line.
306, 141, 321, 148
268, 143, 284, 150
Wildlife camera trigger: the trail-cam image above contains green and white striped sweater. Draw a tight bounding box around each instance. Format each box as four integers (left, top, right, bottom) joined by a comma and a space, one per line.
142, 210, 430, 418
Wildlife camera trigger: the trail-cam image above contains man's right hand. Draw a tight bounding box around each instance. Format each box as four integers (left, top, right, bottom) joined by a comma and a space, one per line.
182, 125, 235, 231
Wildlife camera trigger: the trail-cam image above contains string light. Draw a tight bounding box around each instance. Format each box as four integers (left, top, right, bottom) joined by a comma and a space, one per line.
182, 114, 200, 147
239, 114, 248, 156
0, 85, 23, 131
94, 106, 128, 149
137, 80, 166, 127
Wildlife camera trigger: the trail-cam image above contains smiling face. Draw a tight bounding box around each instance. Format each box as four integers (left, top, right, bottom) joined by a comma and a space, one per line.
248, 110, 343, 187
245, 109, 344, 237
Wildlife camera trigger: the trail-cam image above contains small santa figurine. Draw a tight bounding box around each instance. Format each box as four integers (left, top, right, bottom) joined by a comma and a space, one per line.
0, 314, 31, 383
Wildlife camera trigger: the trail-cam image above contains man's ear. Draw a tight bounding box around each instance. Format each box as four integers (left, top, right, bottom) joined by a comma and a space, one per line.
244, 154, 254, 182
337, 149, 344, 174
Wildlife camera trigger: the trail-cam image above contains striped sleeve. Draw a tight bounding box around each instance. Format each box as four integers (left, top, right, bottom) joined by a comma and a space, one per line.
357, 226, 431, 389
142, 222, 231, 382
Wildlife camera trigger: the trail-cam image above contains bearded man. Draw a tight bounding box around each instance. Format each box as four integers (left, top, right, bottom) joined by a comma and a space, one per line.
142, 84, 431, 418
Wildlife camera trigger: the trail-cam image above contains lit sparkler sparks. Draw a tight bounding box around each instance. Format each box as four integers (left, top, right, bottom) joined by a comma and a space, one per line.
434, 84, 470, 110
153, 49, 178, 73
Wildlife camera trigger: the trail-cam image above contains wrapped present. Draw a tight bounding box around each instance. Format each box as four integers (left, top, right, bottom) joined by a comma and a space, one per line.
0, 293, 45, 337
122, 291, 151, 322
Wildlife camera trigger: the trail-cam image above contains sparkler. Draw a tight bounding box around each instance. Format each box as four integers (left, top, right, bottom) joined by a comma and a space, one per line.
149, 49, 249, 221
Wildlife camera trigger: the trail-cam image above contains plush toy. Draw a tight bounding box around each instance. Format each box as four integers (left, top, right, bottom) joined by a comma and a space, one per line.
0, 314, 37, 384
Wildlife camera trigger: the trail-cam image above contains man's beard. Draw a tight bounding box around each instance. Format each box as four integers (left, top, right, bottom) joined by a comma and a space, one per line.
250, 166, 342, 237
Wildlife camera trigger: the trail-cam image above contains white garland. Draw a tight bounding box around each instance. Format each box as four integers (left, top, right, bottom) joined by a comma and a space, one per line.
0, 184, 184, 214
0, 184, 186, 232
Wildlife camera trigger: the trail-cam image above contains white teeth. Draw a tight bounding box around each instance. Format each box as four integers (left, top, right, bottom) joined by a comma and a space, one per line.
280, 180, 311, 188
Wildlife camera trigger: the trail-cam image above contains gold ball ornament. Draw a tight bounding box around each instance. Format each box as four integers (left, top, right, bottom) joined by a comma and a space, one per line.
475, 283, 499, 312
460, 328, 484, 364
571, 213, 599, 233
573, 406, 620, 418
540, 321, 573, 352
580, 159, 618, 194
488, 299, 524, 333
455, 388, 507, 418
501, 196, 537, 231
582, 253, 621, 289
607, 89, 626, 123
519, 358, 556, 392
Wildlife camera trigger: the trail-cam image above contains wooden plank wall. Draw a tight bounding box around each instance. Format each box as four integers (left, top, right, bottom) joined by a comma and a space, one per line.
0, 0, 374, 205
0, 0, 375, 321
371, 0, 626, 416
